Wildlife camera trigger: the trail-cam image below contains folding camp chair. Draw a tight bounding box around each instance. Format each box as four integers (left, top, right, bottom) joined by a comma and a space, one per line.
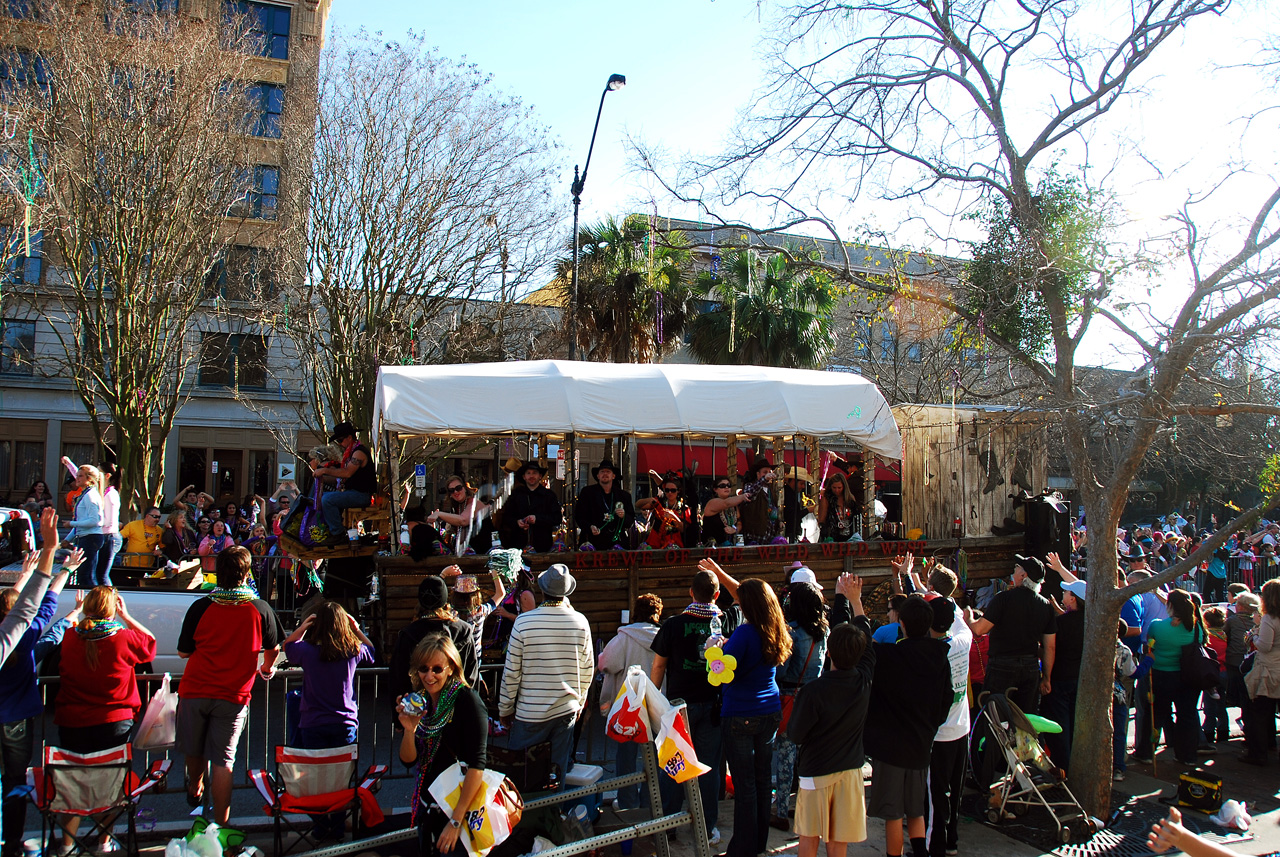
249, 745, 387, 856
30, 744, 170, 857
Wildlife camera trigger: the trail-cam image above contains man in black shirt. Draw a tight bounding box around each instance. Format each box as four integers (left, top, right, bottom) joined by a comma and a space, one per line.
388, 576, 480, 702
500, 462, 563, 552
965, 554, 1057, 715
574, 460, 635, 549
650, 568, 722, 842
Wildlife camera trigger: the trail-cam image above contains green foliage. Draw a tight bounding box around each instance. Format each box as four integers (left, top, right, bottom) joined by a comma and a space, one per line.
555, 214, 692, 362
1261, 453, 1280, 502
963, 171, 1112, 355
687, 247, 837, 368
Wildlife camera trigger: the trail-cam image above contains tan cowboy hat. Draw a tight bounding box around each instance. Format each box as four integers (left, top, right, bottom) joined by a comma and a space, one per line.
784, 464, 813, 482
455, 575, 479, 594
503, 457, 523, 474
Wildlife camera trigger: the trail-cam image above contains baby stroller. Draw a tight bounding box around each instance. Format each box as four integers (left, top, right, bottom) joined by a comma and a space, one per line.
969, 692, 1095, 843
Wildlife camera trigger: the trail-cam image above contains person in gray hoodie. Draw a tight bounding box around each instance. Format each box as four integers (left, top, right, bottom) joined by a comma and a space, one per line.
598, 593, 663, 809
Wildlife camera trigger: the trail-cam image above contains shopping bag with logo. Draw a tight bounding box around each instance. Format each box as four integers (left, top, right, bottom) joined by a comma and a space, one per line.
606, 665, 653, 743
655, 702, 710, 784
135, 673, 178, 751
428, 762, 522, 857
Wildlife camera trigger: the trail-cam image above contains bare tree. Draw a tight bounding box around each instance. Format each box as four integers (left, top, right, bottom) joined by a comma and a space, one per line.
645, 0, 1280, 814
287, 31, 561, 436
0, 0, 275, 514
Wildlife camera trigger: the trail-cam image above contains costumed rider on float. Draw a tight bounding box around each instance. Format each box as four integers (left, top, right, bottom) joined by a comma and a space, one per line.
311, 420, 378, 546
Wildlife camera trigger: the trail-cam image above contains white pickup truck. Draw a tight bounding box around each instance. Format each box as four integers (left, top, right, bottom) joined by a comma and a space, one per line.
1, 562, 206, 675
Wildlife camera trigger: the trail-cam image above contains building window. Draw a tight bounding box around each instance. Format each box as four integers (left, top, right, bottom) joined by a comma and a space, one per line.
0, 49, 47, 101
0, 439, 43, 492
226, 1, 290, 60
851, 317, 871, 358
878, 323, 896, 361
2, 0, 40, 20
246, 82, 283, 138
205, 245, 277, 302
0, 229, 41, 285
199, 332, 267, 388
229, 165, 278, 220
0, 318, 34, 374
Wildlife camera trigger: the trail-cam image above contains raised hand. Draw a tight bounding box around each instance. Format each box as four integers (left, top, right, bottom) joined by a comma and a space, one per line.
61, 547, 86, 573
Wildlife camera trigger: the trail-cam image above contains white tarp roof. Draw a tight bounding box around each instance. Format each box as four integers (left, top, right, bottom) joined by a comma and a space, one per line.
373, 360, 902, 459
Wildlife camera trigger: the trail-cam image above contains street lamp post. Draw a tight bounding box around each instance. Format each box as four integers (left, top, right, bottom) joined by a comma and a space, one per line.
568, 73, 625, 361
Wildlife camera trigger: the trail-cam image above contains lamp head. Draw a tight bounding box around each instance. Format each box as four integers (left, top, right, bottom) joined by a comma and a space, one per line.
606, 74, 626, 92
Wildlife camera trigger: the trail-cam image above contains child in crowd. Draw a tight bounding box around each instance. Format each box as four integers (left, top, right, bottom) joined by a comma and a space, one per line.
1202, 607, 1229, 746
283, 601, 376, 842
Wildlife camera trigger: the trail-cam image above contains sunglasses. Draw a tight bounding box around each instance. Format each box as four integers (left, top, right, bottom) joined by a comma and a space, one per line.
416, 665, 448, 675
449, 485, 466, 494
664, 487, 679, 494
715, 483, 731, 489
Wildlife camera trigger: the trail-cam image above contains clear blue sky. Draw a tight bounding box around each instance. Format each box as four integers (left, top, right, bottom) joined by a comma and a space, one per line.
326, 0, 768, 234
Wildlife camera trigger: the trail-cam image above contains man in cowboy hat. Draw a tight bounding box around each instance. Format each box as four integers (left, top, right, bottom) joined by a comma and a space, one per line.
573, 459, 635, 550
500, 461, 562, 552
498, 564, 593, 780
739, 456, 780, 545
312, 420, 377, 544
782, 464, 812, 541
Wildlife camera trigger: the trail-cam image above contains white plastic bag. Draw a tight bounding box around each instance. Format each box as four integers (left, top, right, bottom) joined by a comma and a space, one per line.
606, 665, 672, 743
428, 763, 519, 857
654, 703, 710, 783
164, 823, 223, 857
135, 673, 178, 751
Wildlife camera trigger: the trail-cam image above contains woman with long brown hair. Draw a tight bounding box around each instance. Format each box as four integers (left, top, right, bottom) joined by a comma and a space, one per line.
712, 564, 792, 857
816, 471, 859, 542
1242, 579, 1280, 764
398, 634, 488, 857
54, 585, 156, 852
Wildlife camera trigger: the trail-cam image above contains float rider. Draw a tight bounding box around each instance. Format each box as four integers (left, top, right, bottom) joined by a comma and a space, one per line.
312, 421, 377, 545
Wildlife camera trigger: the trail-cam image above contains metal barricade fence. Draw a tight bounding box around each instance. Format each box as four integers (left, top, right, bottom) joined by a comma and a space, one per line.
33, 663, 516, 792
1223, 554, 1280, 589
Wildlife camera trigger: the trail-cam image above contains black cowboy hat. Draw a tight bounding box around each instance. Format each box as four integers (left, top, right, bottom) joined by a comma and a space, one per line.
747, 456, 775, 478
513, 461, 548, 481
328, 420, 358, 442
592, 459, 620, 480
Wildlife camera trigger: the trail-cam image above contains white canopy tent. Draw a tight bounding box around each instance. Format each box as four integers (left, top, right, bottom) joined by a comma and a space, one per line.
372, 360, 902, 459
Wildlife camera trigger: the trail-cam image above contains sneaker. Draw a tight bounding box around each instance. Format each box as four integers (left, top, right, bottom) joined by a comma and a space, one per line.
945, 849, 959, 856
1128, 752, 1153, 764
1113, 770, 1126, 782
709, 828, 721, 845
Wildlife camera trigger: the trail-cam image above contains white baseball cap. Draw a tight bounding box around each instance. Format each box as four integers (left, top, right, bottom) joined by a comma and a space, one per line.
790, 566, 821, 589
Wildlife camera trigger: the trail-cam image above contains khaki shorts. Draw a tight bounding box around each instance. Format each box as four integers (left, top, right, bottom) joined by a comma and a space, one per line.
176, 697, 249, 768
795, 769, 867, 843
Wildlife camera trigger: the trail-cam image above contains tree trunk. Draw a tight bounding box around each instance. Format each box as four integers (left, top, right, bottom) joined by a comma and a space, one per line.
1072, 591, 1123, 817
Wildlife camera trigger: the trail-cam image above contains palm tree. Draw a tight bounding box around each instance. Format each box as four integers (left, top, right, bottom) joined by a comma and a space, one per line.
687, 247, 837, 368
552, 214, 692, 363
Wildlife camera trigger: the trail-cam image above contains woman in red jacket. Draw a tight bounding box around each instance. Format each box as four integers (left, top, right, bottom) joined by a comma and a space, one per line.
55, 586, 157, 852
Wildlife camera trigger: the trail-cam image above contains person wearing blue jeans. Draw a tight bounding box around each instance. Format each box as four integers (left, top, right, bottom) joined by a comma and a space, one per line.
310, 421, 377, 545
657, 701, 722, 833
507, 713, 577, 789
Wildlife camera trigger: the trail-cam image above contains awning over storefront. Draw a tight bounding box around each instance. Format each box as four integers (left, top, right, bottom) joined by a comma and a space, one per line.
373, 360, 902, 459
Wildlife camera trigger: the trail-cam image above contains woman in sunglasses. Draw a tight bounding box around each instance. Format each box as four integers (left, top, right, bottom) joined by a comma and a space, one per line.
636, 476, 693, 549
398, 634, 488, 857
428, 477, 492, 555
702, 478, 751, 547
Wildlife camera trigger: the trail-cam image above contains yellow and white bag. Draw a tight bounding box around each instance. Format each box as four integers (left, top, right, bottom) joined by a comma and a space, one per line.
655, 703, 710, 784
428, 763, 523, 857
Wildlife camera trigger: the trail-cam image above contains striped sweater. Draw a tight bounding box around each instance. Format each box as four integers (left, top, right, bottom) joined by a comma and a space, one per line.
498, 604, 594, 723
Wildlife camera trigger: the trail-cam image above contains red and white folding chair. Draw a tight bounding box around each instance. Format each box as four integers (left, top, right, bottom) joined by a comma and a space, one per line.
249, 745, 387, 855
30, 744, 170, 857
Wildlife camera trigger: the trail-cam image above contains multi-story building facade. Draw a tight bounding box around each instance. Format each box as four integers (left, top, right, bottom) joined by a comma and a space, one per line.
0, 0, 330, 508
